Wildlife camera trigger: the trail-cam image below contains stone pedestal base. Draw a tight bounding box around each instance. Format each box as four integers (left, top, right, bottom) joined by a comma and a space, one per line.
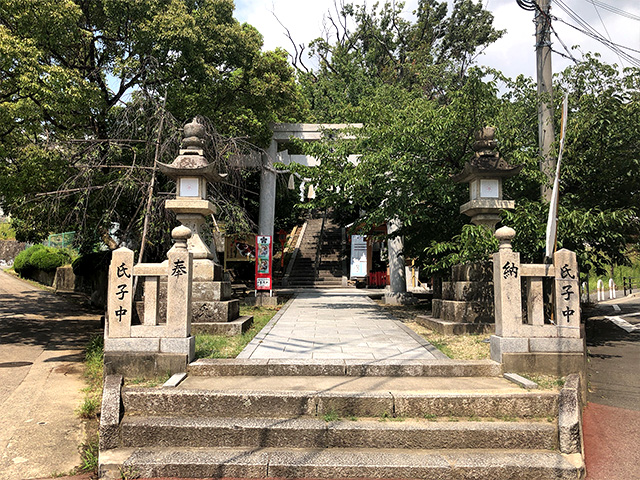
154, 278, 248, 336
192, 315, 253, 336
490, 335, 586, 377
416, 315, 494, 335
243, 294, 278, 307
384, 292, 417, 305
192, 299, 239, 323
104, 336, 195, 378
431, 262, 494, 333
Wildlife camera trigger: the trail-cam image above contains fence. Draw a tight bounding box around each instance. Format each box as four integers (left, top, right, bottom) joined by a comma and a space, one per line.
491, 227, 584, 377
623, 276, 640, 296
45, 232, 75, 248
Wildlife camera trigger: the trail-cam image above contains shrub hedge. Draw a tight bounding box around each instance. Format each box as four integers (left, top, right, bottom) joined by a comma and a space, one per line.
14, 244, 75, 276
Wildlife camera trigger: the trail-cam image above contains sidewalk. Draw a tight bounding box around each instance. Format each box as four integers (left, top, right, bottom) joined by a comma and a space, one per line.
0, 271, 102, 480
239, 289, 444, 361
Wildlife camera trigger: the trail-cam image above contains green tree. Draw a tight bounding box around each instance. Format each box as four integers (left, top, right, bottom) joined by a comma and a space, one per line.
0, 0, 306, 255
293, 0, 503, 122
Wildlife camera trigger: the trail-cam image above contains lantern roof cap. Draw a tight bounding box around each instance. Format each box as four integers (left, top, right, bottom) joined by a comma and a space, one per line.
158, 118, 225, 182
453, 127, 522, 183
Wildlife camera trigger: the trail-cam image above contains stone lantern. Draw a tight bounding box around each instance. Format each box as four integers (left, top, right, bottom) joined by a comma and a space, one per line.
453, 127, 522, 231
159, 118, 224, 281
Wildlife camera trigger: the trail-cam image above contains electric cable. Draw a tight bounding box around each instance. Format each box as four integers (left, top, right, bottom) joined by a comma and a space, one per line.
550, 24, 580, 64
554, 0, 640, 67
516, 0, 537, 12
578, 0, 640, 22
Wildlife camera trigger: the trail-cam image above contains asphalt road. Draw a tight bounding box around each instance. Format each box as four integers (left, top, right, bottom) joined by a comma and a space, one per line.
583, 294, 640, 480
0, 270, 101, 479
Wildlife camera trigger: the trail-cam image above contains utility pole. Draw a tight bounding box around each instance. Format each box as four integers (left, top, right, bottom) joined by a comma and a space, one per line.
535, 0, 555, 202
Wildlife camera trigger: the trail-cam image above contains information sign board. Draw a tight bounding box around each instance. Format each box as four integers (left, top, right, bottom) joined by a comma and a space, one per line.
255, 235, 272, 290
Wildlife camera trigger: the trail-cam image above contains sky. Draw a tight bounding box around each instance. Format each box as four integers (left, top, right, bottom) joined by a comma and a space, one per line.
234, 0, 640, 81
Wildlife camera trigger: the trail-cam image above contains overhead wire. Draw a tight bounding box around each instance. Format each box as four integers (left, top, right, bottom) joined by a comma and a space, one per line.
553, 0, 640, 68
578, 0, 640, 22
589, 0, 623, 65
549, 24, 580, 64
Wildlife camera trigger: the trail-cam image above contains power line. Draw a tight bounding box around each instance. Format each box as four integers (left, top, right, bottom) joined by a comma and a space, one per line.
549, 24, 580, 64
589, 0, 624, 66
516, 0, 537, 12
578, 0, 640, 22
553, 0, 640, 68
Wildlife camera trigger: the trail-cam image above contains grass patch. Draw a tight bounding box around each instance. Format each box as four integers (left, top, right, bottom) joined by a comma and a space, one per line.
584, 253, 640, 292
77, 334, 103, 418
375, 301, 490, 360
195, 304, 281, 358
323, 410, 340, 422
126, 373, 171, 387
79, 435, 99, 472
520, 374, 565, 390
403, 321, 490, 360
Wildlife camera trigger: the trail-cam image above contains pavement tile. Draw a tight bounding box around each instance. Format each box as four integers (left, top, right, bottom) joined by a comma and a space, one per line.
241, 289, 438, 361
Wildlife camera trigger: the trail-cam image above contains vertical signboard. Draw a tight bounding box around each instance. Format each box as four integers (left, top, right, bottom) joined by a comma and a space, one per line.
350, 235, 368, 278
255, 235, 272, 291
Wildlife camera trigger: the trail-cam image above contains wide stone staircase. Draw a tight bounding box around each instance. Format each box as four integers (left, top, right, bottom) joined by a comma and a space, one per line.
285, 214, 345, 288
99, 359, 585, 479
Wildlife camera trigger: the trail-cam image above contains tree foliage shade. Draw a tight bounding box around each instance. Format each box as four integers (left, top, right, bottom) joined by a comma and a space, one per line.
294, 0, 504, 122
292, 2, 639, 274
0, 0, 307, 256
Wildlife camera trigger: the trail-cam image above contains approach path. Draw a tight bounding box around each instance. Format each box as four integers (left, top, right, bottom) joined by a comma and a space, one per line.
239, 289, 444, 361
0, 270, 101, 480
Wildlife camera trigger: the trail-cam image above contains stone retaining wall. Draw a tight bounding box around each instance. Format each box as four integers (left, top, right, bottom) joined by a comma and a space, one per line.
0, 240, 27, 265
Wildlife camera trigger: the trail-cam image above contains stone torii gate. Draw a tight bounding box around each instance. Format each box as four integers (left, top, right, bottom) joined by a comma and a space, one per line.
256, 123, 411, 302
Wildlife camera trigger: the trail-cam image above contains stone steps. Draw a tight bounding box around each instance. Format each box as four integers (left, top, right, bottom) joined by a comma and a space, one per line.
187, 358, 503, 377
118, 416, 558, 450
99, 365, 584, 479
100, 447, 583, 479
285, 214, 345, 288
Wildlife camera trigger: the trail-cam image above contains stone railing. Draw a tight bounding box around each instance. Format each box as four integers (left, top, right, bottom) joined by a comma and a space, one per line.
491, 227, 585, 376
104, 226, 194, 377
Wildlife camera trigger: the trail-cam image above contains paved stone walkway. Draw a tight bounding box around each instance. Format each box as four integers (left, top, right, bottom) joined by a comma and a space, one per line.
239, 289, 443, 361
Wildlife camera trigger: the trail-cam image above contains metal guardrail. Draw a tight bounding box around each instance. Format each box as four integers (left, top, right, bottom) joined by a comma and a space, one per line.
623, 276, 640, 296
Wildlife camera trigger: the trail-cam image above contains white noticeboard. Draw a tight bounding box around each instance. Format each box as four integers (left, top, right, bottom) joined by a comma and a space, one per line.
350, 235, 367, 278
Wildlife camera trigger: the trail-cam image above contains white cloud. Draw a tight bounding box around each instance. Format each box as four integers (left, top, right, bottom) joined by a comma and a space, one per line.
235, 0, 640, 80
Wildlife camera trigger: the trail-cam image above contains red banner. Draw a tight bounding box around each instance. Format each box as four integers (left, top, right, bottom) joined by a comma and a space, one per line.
255, 235, 272, 290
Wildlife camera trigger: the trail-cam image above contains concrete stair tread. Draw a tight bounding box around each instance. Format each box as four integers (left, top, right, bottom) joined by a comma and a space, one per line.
176, 374, 528, 394
187, 358, 502, 377
119, 415, 557, 450
100, 447, 583, 479
122, 415, 556, 427
122, 376, 558, 418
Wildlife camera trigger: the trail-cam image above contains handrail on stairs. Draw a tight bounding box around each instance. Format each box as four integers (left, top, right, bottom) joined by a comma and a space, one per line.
313, 209, 327, 280
282, 221, 308, 286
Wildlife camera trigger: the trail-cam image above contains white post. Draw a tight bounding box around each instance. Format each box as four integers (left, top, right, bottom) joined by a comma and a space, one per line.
609, 278, 616, 299
597, 279, 604, 302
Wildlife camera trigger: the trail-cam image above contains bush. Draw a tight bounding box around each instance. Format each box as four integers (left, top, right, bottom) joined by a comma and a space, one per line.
30, 247, 73, 271
14, 244, 74, 275
13, 244, 45, 275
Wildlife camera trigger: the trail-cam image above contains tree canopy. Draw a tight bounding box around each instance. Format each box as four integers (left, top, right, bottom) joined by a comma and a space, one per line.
0, 0, 637, 276
287, 1, 639, 275
0, 0, 307, 254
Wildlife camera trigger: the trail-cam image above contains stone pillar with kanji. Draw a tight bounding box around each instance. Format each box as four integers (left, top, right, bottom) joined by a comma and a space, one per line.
490, 226, 585, 377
